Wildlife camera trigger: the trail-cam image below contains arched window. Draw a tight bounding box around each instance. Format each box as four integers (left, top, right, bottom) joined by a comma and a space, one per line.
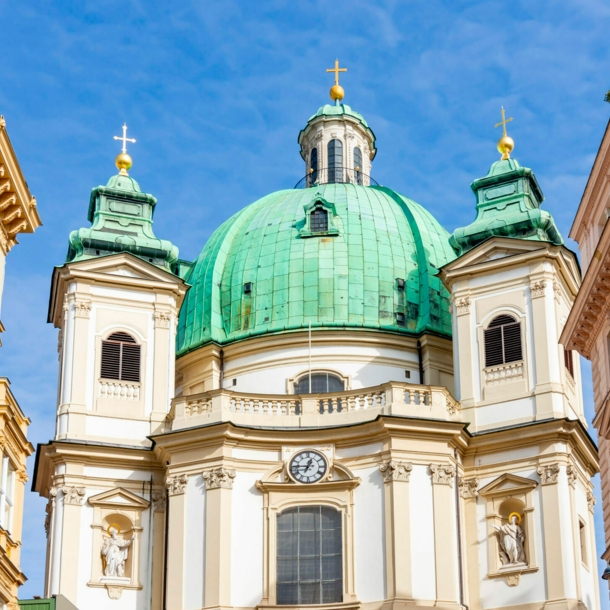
327, 139, 343, 184
277, 506, 343, 605
309, 148, 318, 186
353, 147, 362, 185
101, 332, 141, 382
294, 372, 344, 394
484, 315, 522, 367
309, 207, 329, 233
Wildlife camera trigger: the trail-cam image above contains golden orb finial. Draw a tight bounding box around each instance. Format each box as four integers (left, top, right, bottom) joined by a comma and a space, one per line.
494, 107, 514, 160
113, 123, 136, 176
326, 59, 347, 103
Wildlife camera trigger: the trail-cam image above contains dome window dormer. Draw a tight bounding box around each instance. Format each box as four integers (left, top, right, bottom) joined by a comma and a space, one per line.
300, 196, 339, 238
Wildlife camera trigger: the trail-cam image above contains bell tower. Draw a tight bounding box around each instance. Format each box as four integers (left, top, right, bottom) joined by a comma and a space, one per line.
297, 60, 377, 186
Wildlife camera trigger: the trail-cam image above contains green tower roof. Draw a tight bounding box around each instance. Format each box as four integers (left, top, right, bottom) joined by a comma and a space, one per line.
449, 157, 563, 256
177, 184, 456, 356
66, 171, 181, 272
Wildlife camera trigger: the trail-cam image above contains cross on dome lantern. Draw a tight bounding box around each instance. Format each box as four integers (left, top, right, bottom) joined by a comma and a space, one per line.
113, 123, 136, 176
494, 107, 515, 160
326, 59, 347, 103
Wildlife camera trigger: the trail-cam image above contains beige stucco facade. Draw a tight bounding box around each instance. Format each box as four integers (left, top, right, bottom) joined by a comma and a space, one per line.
0, 115, 41, 608
561, 119, 610, 584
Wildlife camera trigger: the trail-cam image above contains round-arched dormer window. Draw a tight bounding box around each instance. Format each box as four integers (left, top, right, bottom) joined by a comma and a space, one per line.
484, 315, 522, 367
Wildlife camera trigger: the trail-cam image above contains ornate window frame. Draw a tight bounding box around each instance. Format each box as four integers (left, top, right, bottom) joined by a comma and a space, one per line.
286, 368, 350, 394
255, 462, 360, 610
299, 197, 339, 238
478, 473, 538, 586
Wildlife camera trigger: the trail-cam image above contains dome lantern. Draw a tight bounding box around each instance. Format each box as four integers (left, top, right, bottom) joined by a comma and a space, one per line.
297, 62, 377, 188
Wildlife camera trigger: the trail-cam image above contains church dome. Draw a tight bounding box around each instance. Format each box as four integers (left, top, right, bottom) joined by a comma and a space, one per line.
176, 183, 456, 356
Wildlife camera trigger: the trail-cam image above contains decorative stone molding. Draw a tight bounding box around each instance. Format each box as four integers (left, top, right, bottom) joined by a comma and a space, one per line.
0, 434, 7, 450
553, 280, 561, 303
505, 573, 520, 587
429, 463, 456, 486
536, 463, 559, 485
587, 491, 596, 513
314, 131, 324, 141
455, 296, 471, 315
57, 330, 63, 358
459, 476, 479, 498
379, 460, 412, 483
107, 585, 124, 600
44, 487, 58, 536
152, 491, 166, 512
530, 280, 547, 298
153, 310, 171, 329
17, 467, 28, 483
566, 465, 577, 488
166, 474, 188, 496
74, 300, 92, 318
62, 485, 85, 506
202, 467, 236, 490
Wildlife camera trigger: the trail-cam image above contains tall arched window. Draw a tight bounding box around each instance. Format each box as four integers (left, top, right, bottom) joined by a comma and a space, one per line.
327, 139, 343, 184
353, 147, 362, 185
295, 372, 344, 394
277, 506, 343, 605
309, 148, 318, 186
101, 332, 141, 382
484, 315, 522, 367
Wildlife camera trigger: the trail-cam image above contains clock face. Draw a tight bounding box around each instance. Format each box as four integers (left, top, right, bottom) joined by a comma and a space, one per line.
288, 450, 328, 484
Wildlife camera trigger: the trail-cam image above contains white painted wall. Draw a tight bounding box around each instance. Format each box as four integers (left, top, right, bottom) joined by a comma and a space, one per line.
409, 464, 436, 601
352, 465, 385, 602
184, 475, 206, 610
231, 471, 264, 607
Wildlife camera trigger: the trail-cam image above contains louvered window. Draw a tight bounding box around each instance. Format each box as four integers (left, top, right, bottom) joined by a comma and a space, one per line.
484, 315, 523, 367
564, 348, 574, 378
101, 332, 141, 382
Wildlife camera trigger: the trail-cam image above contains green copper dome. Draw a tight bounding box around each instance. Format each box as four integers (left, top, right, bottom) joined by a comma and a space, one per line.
177, 184, 456, 356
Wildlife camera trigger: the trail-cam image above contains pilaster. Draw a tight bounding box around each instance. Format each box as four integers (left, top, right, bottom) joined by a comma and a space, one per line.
203, 467, 235, 609
57, 485, 85, 601
379, 460, 412, 602
165, 474, 188, 610
151, 491, 167, 610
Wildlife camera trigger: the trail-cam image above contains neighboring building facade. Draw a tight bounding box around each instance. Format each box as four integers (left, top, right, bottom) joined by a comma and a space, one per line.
33, 81, 601, 610
561, 119, 610, 587
0, 116, 41, 608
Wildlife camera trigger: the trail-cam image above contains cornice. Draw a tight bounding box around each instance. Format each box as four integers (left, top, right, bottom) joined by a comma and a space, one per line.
0, 117, 42, 253
560, 217, 610, 358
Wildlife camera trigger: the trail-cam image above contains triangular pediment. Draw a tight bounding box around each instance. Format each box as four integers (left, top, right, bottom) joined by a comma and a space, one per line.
88, 487, 150, 509
478, 473, 537, 497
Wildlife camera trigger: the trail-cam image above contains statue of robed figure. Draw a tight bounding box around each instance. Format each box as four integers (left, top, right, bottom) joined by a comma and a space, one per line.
101, 526, 133, 578
492, 514, 526, 566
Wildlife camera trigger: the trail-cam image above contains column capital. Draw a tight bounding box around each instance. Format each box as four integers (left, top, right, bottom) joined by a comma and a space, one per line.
166, 474, 188, 496
152, 491, 167, 512
61, 485, 85, 506
429, 463, 456, 486
587, 490, 596, 514
529, 279, 547, 298
202, 467, 236, 490
455, 296, 471, 315
536, 463, 559, 485
379, 460, 412, 483
73, 299, 92, 318
459, 476, 479, 498
153, 309, 172, 329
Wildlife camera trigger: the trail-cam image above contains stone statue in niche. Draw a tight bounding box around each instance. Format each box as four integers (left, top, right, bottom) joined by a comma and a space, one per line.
101, 526, 132, 578
492, 514, 526, 567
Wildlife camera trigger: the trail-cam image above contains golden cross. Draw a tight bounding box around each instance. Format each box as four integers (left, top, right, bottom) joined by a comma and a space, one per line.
326, 59, 347, 86
113, 123, 136, 154
494, 106, 513, 137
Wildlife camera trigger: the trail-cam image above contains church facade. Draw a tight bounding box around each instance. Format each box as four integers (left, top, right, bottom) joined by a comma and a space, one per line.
32, 78, 601, 610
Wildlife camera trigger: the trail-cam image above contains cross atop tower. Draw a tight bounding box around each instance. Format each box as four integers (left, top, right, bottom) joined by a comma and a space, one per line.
326, 59, 347, 86
494, 106, 513, 138
494, 106, 515, 160
326, 59, 348, 103
113, 123, 136, 154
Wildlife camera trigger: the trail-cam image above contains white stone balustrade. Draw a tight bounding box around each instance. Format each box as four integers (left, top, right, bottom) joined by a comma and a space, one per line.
99, 380, 141, 401
484, 361, 524, 385
169, 382, 460, 430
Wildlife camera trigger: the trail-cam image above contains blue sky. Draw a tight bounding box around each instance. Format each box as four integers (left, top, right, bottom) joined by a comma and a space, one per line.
1, 0, 610, 602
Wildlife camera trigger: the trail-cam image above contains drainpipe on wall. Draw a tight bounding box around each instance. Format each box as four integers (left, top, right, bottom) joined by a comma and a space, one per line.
454, 447, 469, 610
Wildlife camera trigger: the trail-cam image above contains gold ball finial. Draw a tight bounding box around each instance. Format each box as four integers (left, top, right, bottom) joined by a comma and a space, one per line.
330, 84, 345, 101
497, 135, 514, 161
115, 152, 133, 176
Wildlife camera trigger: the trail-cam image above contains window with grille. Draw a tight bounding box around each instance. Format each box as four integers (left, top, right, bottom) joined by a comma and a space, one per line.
277, 506, 343, 605
484, 315, 523, 367
564, 348, 574, 378
0, 456, 15, 533
101, 332, 141, 382
310, 208, 329, 233
294, 373, 344, 394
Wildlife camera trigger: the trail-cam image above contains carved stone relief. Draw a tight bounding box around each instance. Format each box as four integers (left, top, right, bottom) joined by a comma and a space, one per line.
152, 491, 166, 512
153, 310, 171, 329
202, 467, 236, 490
566, 465, 577, 488
455, 297, 471, 315
459, 477, 479, 498
587, 491, 596, 513
429, 463, 456, 486
379, 460, 412, 482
